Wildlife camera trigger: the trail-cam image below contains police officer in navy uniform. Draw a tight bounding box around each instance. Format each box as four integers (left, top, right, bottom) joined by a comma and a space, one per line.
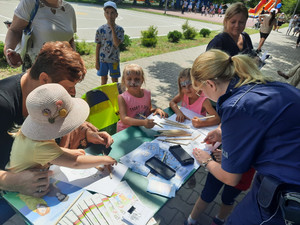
191, 49, 300, 225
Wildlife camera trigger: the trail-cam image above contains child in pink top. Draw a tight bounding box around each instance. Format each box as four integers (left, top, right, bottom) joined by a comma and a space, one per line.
117, 64, 168, 132
170, 68, 220, 128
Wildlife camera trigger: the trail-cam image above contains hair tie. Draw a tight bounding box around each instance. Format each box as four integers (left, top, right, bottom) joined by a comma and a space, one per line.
229, 56, 233, 63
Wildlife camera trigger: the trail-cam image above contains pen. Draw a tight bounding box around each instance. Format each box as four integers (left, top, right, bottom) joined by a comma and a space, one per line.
161, 151, 167, 162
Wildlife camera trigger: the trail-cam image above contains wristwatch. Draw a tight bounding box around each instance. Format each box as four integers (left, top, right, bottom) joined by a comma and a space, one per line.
202, 157, 213, 169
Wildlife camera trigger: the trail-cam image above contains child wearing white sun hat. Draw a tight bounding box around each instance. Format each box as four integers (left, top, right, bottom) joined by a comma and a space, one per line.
7, 83, 117, 174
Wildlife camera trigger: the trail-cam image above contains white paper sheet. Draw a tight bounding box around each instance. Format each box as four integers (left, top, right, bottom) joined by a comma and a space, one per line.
51, 163, 128, 196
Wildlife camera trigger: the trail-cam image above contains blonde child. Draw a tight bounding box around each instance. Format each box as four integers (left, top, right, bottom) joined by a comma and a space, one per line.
170, 68, 220, 128
117, 64, 168, 132
7, 83, 117, 178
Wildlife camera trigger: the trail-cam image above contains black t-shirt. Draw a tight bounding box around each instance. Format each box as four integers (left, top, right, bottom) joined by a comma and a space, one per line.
0, 74, 24, 170
206, 32, 253, 56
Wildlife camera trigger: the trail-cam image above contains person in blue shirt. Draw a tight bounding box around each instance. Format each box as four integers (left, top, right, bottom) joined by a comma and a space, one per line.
190, 49, 300, 225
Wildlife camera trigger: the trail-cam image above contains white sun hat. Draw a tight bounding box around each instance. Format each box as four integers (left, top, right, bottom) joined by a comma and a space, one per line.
21, 83, 90, 141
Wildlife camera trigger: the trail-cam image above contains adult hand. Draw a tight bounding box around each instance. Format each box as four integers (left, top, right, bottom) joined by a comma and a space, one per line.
3, 170, 53, 198
212, 149, 222, 163
203, 127, 222, 145
153, 108, 168, 118
193, 148, 211, 163
5, 49, 22, 68
175, 111, 189, 122
86, 130, 114, 148
144, 119, 155, 129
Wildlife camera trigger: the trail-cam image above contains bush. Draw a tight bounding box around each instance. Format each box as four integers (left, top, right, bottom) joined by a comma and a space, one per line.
119, 34, 132, 51
182, 20, 197, 40
0, 41, 7, 66
200, 28, 211, 37
167, 30, 182, 43
141, 26, 158, 47
74, 34, 92, 55
75, 40, 92, 55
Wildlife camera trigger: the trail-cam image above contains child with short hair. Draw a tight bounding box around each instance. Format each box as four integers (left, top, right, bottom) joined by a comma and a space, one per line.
170, 68, 220, 128
7, 83, 117, 175
117, 64, 168, 132
95, 1, 124, 85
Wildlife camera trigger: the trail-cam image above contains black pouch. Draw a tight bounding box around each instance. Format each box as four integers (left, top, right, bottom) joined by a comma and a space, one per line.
257, 176, 282, 210
279, 192, 300, 224
169, 145, 194, 166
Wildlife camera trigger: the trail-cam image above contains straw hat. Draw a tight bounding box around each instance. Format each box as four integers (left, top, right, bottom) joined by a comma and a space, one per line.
21, 83, 90, 141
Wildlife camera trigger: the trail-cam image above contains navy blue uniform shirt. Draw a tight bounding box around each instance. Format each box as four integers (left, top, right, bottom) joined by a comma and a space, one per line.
217, 77, 300, 185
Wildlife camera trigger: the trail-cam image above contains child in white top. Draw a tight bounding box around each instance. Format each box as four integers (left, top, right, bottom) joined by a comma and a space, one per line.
117, 64, 168, 132
169, 68, 220, 128
7, 83, 117, 174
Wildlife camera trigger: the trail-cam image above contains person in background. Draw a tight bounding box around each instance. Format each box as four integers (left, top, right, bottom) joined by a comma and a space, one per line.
169, 68, 220, 127
206, 2, 253, 56
95, 1, 124, 85
0, 41, 114, 224
191, 49, 300, 225
277, 63, 300, 87
256, 10, 276, 53
275, 12, 286, 31
117, 64, 168, 132
4, 0, 76, 71
286, 15, 298, 35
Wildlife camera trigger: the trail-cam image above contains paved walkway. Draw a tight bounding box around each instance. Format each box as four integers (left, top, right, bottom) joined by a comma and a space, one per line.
75, 19, 299, 225
5, 10, 299, 225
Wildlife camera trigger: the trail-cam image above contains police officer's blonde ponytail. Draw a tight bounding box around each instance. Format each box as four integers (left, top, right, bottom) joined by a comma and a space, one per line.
191, 49, 270, 88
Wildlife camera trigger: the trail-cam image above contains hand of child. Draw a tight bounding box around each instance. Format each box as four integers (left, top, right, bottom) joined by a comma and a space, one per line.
102, 155, 117, 166
153, 108, 168, 118
176, 111, 189, 122
192, 116, 203, 128
95, 61, 100, 70
143, 119, 155, 129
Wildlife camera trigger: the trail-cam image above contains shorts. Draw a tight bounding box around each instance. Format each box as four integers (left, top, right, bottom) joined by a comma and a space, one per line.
201, 172, 242, 205
260, 32, 270, 39
97, 62, 121, 78
0, 197, 15, 224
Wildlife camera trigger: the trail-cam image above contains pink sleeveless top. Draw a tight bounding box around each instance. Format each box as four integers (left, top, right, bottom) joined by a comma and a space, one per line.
117, 89, 151, 132
181, 92, 207, 116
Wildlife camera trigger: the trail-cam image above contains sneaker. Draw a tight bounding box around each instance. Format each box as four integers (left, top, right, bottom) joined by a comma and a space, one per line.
211, 217, 225, 225
184, 219, 201, 225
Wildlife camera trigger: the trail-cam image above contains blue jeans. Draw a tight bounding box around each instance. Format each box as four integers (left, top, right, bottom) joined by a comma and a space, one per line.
201, 172, 242, 205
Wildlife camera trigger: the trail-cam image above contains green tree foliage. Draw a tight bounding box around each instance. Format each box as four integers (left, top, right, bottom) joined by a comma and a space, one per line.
281, 0, 300, 15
